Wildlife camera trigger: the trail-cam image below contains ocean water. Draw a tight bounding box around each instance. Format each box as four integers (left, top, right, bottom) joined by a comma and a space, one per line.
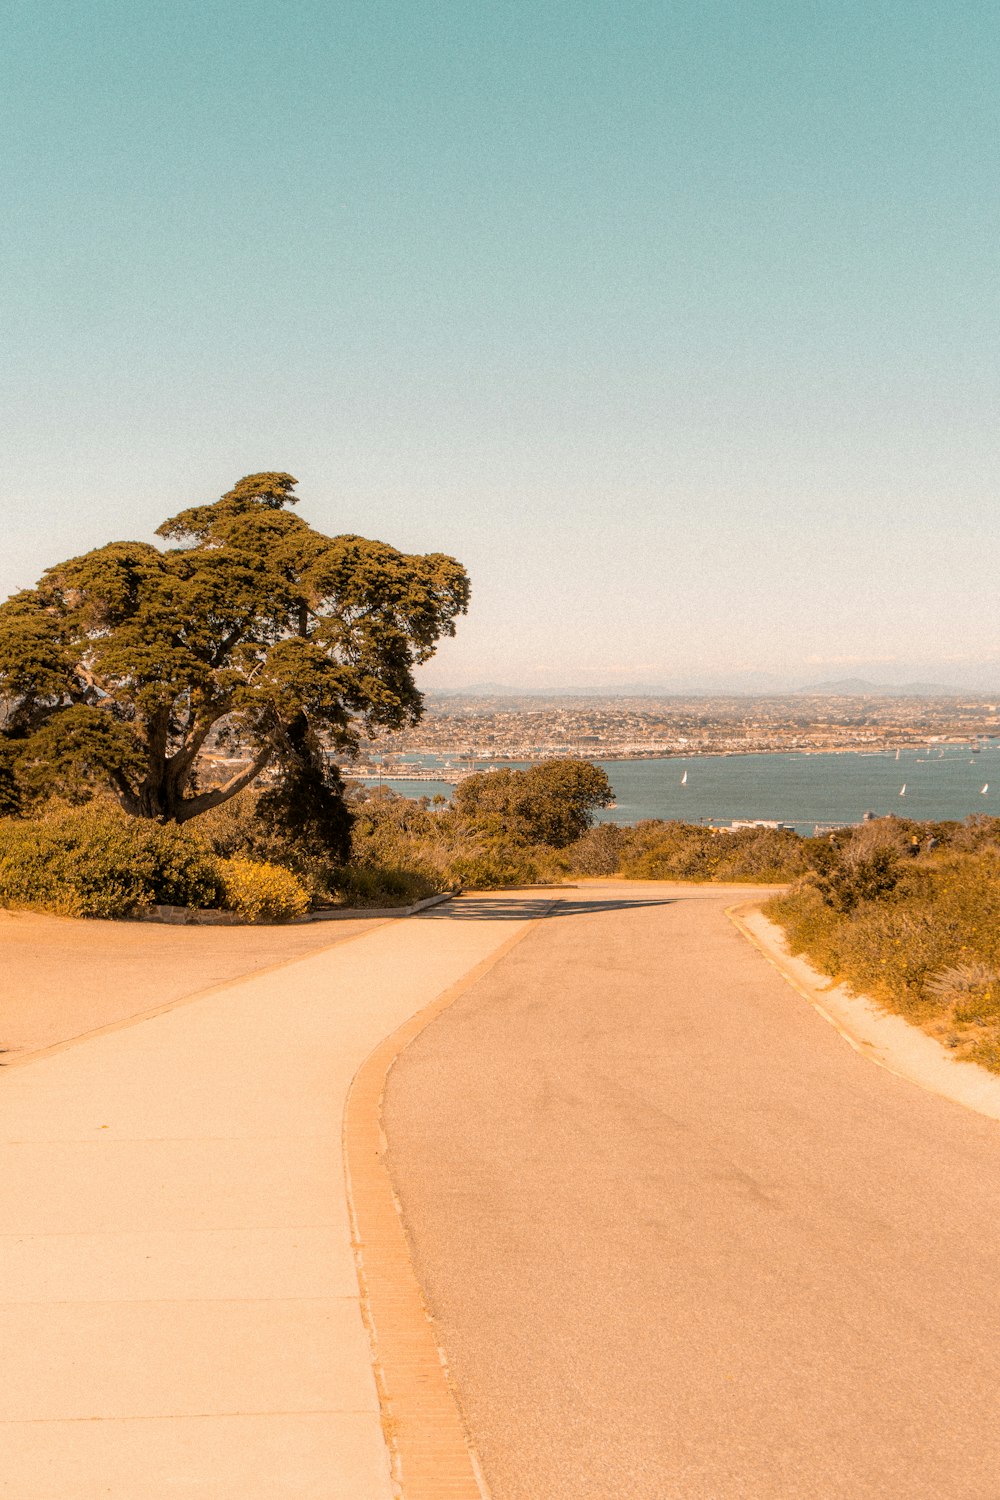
359, 744, 1000, 835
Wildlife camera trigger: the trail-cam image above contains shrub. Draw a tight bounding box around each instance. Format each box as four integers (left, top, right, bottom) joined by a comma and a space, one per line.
618, 821, 718, 880
217, 857, 310, 923
452, 760, 614, 847
0, 802, 316, 923
446, 848, 545, 890
712, 827, 811, 882
197, 789, 341, 904
344, 785, 569, 892
0, 801, 221, 918
764, 883, 845, 974
613, 820, 808, 883
765, 846, 1000, 1071
815, 847, 901, 912
926, 963, 1000, 1023
329, 864, 440, 908
569, 822, 626, 875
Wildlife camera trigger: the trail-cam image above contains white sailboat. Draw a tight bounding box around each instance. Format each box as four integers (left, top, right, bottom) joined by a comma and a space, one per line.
681, 770, 688, 785
899, 784, 906, 796
895, 749, 900, 761
982, 784, 989, 795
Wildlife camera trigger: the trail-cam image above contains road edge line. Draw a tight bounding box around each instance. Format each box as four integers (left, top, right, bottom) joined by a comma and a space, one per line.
727, 900, 1000, 1123
343, 903, 557, 1499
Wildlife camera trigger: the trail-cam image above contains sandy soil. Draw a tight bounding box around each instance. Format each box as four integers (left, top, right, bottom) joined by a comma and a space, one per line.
0, 908, 381, 1060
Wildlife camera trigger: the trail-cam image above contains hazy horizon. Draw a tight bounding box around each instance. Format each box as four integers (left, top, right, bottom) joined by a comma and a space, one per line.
4, 3, 997, 691
419, 671, 1000, 699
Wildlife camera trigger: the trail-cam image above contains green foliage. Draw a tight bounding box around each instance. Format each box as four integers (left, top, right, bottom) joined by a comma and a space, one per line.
328, 864, 439, 908
0, 472, 469, 834
217, 858, 310, 923
711, 827, 813, 882
0, 802, 222, 918
764, 882, 843, 972
446, 847, 552, 890
610, 820, 812, 883
937, 814, 1000, 854
343, 774, 816, 894
0, 800, 312, 922
12, 705, 147, 806
766, 837, 1000, 1072
191, 787, 337, 905
196, 785, 440, 906
195, 790, 271, 861
0, 746, 22, 817
619, 821, 720, 880
254, 747, 353, 867
452, 760, 614, 848
926, 964, 1000, 1024
568, 822, 627, 875
814, 847, 901, 912
344, 780, 569, 891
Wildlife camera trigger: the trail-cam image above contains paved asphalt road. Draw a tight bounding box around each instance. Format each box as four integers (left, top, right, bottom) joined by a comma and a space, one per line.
382, 884, 1000, 1500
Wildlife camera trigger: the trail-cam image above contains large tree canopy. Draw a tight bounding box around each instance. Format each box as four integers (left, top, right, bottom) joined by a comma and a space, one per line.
0, 472, 469, 841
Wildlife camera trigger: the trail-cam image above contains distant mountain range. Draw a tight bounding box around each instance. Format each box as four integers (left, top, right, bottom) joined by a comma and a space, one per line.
429, 675, 791, 697
428, 675, 991, 700
799, 678, 965, 697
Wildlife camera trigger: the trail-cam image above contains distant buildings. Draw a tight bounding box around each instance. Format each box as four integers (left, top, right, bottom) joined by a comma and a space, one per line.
360, 692, 1000, 764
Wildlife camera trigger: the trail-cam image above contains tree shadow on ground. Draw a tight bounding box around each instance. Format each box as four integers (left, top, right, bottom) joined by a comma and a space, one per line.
418, 894, 677, 922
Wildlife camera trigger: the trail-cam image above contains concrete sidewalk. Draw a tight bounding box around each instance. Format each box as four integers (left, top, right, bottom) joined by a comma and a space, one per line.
0, 895, 542, 1500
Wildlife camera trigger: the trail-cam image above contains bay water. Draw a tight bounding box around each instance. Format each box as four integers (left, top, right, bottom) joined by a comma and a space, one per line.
360, 744, 1000, 835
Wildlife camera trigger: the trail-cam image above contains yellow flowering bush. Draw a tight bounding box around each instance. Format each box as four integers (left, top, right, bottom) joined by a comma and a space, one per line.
217, 857, 310, 923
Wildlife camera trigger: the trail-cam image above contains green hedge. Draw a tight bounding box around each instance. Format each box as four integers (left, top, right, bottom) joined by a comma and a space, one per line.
0, 803, 222, 918
0, 803, 308, 922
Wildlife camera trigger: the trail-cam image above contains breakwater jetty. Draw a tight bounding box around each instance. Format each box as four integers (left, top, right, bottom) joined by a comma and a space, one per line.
341, 764, 476, 784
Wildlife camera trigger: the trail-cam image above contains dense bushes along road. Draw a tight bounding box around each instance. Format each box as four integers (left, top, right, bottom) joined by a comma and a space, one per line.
765, 819, 1000, 1073
0, 801, 310, 922
4, 760, 1000, 1074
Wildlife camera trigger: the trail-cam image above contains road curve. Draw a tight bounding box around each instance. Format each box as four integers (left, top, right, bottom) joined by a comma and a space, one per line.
382, 883, 1000, 1500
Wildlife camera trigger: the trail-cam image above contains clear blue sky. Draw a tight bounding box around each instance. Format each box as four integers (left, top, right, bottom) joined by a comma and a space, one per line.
3, 1, 998, 690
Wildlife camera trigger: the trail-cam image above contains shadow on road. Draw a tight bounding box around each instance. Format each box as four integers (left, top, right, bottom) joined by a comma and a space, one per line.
418, 894, 677, 922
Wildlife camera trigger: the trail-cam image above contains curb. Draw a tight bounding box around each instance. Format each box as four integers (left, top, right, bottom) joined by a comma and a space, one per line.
342, 901, 559, 1499
126, 892, 455, 927
727, 901, 1000, 1124
310, 892, 454, 922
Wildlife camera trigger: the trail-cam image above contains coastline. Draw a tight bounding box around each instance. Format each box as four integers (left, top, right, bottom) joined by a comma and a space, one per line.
346, 740, 987, 773
347, 744, 1000, 835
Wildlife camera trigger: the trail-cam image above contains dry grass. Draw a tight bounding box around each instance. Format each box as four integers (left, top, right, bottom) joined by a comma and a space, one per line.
766, 847, 1000, 1073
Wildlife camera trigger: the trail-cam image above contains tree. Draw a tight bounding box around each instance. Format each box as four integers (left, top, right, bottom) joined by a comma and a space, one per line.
452, 759, 614, 847
0, 472, 469, 851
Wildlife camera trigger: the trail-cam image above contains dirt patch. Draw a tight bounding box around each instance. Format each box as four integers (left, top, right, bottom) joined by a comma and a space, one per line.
0, 908, 381, 1060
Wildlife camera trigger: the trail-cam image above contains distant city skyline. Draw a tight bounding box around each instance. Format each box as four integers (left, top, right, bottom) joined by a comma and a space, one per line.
3, 3, 997, 692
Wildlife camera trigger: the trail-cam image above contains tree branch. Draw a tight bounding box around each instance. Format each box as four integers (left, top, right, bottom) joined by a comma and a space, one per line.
167, 714, 221, 787
173, 743, 274, 821
210, 624, 246, 668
